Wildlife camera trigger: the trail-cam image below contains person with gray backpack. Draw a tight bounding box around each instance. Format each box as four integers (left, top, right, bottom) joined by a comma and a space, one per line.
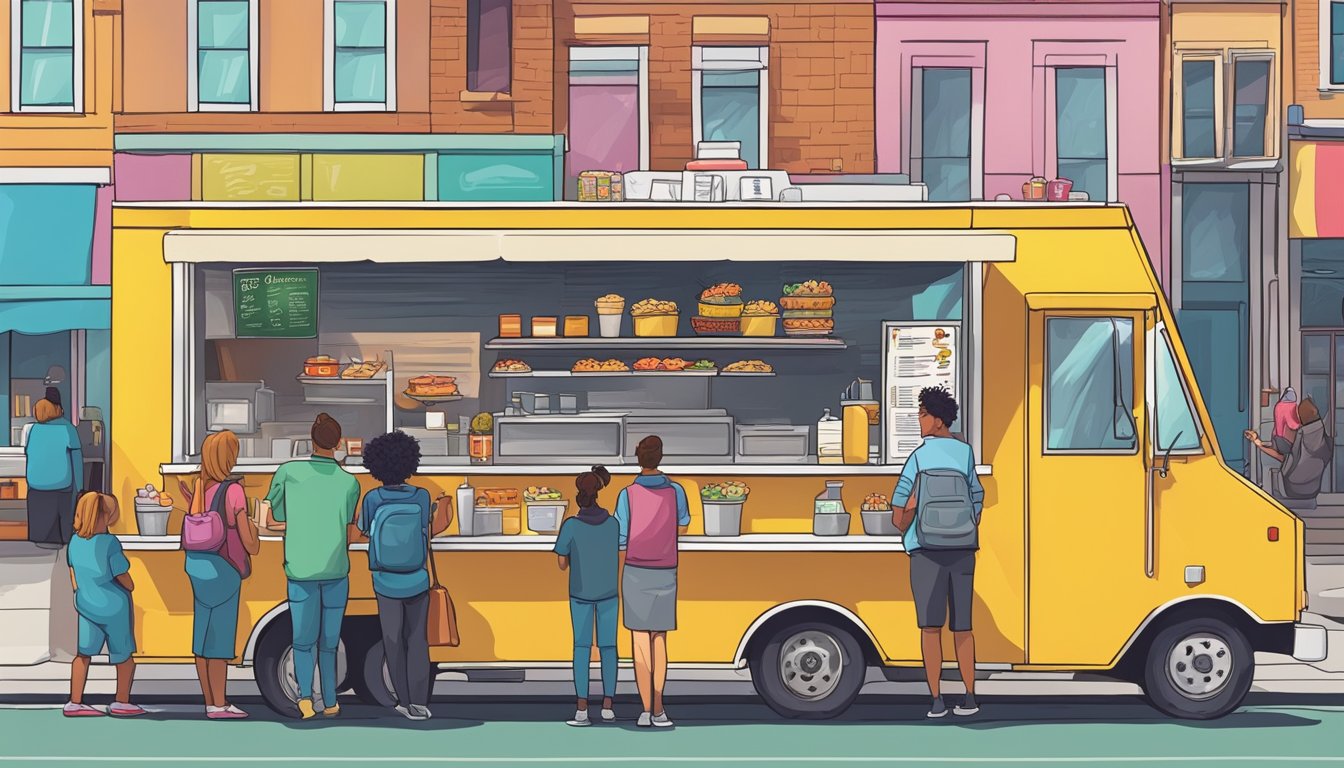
358, 431, 450, 721
891, 387, 985, 719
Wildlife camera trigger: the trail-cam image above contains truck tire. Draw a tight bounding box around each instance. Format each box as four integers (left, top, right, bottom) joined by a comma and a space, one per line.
1141, 617, 1253, 720
749, 621, 866, 719
253, 617, 349, 718
353, 639, 435, 708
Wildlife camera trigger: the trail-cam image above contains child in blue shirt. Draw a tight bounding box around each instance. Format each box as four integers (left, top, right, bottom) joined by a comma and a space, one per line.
65, 492, 144, 718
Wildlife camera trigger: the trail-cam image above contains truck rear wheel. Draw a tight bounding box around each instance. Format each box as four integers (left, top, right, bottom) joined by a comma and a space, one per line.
1141, 617, 1253, 720
749, 621, 866, 719
353, 639, 435, 708
253, 617, 349, 718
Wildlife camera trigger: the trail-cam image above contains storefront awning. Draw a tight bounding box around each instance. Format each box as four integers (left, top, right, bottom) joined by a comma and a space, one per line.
0, 287, 110, 334
162, 229, 1017, 264
1290, 141, 1344, 238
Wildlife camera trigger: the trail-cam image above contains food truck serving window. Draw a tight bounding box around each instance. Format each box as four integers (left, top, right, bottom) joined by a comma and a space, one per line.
180, 260, 969, 468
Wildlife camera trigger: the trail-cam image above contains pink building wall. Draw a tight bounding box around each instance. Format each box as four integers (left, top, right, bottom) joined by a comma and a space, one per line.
112, 153, 193, 202
875, 0, 1166, 280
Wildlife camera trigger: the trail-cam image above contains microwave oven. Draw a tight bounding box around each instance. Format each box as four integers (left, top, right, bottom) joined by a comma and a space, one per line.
205, 381, 275, 435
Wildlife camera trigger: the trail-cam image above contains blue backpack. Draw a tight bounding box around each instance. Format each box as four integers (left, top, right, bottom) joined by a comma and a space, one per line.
914, 469, 981, 551
368, 498, 427, 574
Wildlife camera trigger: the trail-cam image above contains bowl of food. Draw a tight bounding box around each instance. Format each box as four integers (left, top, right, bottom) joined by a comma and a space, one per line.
631, 299, 679, 337
134, 484, 175, 537
524, 486, 567, 533
698, 283, 744, 318
741, 300, 780, 337
860, 493, 899, 536
700, 481, 749, 537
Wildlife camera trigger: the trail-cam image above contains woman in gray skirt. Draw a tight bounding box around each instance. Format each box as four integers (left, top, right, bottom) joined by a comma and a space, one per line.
613, 436, 690, 729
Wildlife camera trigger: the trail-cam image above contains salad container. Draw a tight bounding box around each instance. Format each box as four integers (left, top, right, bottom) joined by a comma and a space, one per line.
701, 482, 749, 536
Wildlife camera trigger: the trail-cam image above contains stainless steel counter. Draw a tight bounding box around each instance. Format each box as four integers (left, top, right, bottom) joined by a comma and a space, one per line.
159, 462, 992, 477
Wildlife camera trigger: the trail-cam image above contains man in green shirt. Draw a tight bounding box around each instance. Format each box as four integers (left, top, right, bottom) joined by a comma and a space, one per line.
265, 413, 361, 720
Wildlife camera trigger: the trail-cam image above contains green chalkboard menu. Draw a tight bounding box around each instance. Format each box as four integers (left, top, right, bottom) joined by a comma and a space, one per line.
233, 269, 319, 339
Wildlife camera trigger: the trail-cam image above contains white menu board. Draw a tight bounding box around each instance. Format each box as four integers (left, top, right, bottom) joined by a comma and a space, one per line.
883, 322, 959, 464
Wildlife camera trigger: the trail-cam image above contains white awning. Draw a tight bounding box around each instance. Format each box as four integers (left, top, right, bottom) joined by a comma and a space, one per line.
162, 229, 1017, 264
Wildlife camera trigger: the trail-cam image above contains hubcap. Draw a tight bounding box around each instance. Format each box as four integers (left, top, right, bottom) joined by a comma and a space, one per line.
1165, 633, 1234, 700
779, 631, 844, 701
278, 641, 348, 706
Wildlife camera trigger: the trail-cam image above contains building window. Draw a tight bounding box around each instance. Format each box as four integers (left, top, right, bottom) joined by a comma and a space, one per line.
467, 0, 511, 93
913, 68, 973, 201
692, 46, 769, 170
566, 47, 648, 190
1054, 67, 1107, 203
1181, 59, 1218, 159
10, 0, 83, 112
189, 0, 258, 111
323, 0, 397, 111
1232, 57, 1270, 158
1322, 1, 1344, 89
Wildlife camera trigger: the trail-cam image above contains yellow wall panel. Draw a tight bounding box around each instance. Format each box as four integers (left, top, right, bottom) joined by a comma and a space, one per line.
312, 154, 425, 201
200, 154, 301, 202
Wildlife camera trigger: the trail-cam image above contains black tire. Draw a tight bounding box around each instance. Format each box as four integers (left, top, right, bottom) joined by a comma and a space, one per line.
1141, 617, 1254, 720
749, 620, 867, 719
353, 639, 435, 708
252, 614, 351, 719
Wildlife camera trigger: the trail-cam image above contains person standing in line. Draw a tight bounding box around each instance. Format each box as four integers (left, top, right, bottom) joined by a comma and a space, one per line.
358, 431, 450, 721
183, 430, 260, 719
555, 466, 619, 727
65, 492, 145, 717
614, 437, 690, 729
265, 413, 360, 720
891, 387, 985, 719
25, 389, 82, 548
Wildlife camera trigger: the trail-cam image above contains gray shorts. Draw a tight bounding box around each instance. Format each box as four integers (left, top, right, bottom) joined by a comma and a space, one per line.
622, 565, 677, 632
909, 549, 976, 632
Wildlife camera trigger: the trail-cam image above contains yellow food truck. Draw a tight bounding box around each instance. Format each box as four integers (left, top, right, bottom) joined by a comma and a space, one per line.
107, 202, 1325, 721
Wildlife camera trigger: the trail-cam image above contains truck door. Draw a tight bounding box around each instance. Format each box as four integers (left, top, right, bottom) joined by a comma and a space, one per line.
1026, 297, 1153, 665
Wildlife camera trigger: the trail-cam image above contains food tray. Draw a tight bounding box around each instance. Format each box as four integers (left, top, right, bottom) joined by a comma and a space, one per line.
571, 370, 631, 376
403, 393, 463, 404
488, 371, 534, 377
719, 371, 775, 377
783, 330, 834, 337
635, 368, 718, 376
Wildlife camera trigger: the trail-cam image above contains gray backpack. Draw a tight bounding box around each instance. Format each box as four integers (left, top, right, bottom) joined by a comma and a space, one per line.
914, 469, 980, 550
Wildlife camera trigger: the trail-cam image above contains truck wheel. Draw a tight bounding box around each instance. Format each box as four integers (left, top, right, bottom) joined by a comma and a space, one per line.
253, 617, 349, 718
1141, 618, 1253, 720
353, 639, 435, 708
749, 621, 866, 719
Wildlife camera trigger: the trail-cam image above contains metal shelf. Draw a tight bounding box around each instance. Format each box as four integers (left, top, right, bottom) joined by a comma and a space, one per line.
484, 337, 847, 351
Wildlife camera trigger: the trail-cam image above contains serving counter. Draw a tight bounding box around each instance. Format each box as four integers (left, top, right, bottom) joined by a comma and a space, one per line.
115, 532, 906, 553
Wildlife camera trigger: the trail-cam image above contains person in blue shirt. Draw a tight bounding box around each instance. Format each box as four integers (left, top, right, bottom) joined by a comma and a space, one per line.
554, 465, 618, 727
65, 492, 145, 718
358, 431, 450, 721
891, 387, 985, 720
25, 391, 83, 548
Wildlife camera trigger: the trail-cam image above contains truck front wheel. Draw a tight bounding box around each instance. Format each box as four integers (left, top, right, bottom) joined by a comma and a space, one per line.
749, 621, 866, 719
1141, 617, 1253, 720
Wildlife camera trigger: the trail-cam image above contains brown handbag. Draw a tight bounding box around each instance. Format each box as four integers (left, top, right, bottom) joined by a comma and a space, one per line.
426, 514, 460, 648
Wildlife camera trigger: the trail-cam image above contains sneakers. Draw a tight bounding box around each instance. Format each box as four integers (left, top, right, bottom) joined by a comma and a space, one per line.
297, 699, 317, 720
62, 702, 104, 718
108, 702, 148, 718
926, 697, 948, 719
954, 694, 980, 717
323, 704, 341, 718
600, 708, 616, 723
396, 705, 431, 722
636, 711, 653, 728
651, 711, 674, 728
566, 709, 592, 727
206, 705, 249, 720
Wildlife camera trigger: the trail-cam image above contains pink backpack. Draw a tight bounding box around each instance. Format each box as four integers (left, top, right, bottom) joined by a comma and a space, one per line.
181, 479, 231, 553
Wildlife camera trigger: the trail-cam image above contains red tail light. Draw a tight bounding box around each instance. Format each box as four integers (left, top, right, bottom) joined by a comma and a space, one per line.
1268, 527, 1280, 542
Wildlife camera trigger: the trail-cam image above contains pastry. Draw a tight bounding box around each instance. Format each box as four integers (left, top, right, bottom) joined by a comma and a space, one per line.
633, 357, 663, 371
723, 360, 773, 373
779, 296, 836, 311
691, 316, 741, 335
631, 299, 678, 316
340, 359, 385, 379
743, 300, 780, 316
782, 280, 833, 297
782, 318, 834, 332
492, 359, 531, 373
406, 375, 459, 397
699, 283, 744, 318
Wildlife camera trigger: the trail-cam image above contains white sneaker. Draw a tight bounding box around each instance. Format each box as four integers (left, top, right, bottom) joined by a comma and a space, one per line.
636, 711, 653, 728
600, 708, 616, 723
395, 705, 429, 721
410, 704, 432, 720
567, 709, 592, 727
651, 711, 674, 728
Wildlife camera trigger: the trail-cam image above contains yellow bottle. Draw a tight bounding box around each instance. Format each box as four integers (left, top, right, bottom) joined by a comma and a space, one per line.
843, 405, 869, 465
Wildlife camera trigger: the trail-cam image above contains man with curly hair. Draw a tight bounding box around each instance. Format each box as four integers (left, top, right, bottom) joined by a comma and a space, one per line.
891, 387, 985, 720
358, 430, 449, 721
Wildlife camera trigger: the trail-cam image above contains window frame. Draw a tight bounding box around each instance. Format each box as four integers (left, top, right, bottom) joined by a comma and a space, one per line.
691, 45, 769, 170
9, 0, 84, 114
1148, 323, 1206, 457
1042, 313, 1141, 457
187, 0, 259, 113
909, 66, 983, 202
466, 0, 512, 95
1321, 0, 1344, 91
322, 0, 398, 113
1227, 50, 1275, 161
567, 45, 650, 172
1172, 51, 1223, 162
1047, 64, 1117, 203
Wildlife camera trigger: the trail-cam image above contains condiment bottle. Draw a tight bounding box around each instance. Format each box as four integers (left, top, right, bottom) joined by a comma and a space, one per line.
843, 405, 869, 465
456, 481, 475, 536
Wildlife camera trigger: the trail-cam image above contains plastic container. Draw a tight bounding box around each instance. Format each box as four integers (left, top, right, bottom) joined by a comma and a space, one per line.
135, 504, 172, 537
526, 501, 567, 534
843, 405, 869, 465
813, 480, 850, 536
817, 409, 843, 465
740, 315, 778, 337
472, 507, 504, 536
633, 313, 679, 337
702, 501, 744, 537
598, 314, 622, 338
861, 509, 899, 536
813, 511, 851, 536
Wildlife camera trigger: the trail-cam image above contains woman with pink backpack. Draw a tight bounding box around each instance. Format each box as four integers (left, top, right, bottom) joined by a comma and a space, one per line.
182, 430, 260, 719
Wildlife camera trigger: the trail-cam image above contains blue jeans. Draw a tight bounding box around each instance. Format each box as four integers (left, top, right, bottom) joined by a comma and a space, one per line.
570, 596, 618, 700
288, 578, 349, 706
